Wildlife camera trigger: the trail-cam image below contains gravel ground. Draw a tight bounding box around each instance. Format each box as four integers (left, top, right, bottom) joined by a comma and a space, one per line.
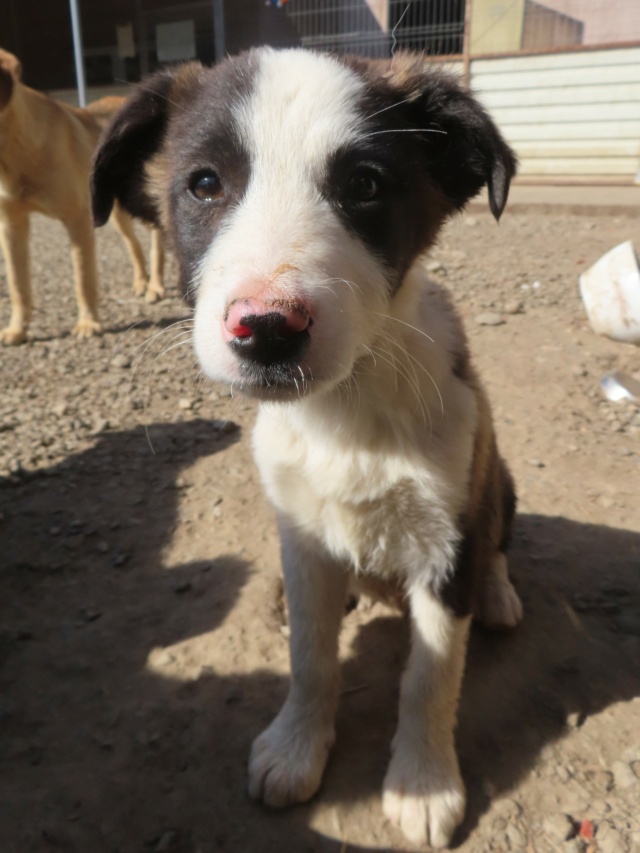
1, 207, 639, 853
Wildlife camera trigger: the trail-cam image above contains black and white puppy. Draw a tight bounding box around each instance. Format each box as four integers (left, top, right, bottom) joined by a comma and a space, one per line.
92, 48, 522, 849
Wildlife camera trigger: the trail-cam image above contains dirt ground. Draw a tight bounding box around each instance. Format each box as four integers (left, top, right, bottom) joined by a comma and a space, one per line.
1, 204, 639, 853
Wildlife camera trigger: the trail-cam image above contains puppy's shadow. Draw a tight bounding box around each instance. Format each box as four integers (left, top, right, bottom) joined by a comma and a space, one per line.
2, 419, 639, 853
320, 513, 640, 847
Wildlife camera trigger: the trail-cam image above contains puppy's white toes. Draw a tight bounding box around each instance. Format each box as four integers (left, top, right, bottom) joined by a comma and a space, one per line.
382, 751, 465, 848
248, 711, 334, 808
476, 577, 523, 629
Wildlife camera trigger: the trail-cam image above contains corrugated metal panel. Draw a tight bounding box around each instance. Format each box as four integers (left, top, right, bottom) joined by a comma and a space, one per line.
471, 47, 640, 181
480, 83, 640, 108
472, 47, 640, 73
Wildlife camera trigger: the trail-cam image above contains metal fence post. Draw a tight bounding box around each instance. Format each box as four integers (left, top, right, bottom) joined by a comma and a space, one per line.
213, 0, 226, 63
68, 0, 87, 107
462, 0, 472, 88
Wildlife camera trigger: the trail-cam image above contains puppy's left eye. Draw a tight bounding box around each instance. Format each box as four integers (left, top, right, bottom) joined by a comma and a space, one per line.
189, 170, 223, 202
345, 168, 381, 204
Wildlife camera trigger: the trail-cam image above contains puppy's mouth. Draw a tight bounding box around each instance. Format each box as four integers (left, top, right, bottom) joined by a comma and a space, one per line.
236, 362, 319, 400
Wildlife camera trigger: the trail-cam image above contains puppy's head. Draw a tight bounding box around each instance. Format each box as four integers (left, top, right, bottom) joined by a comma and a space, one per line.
92, 48, 516, 401
0, 49, 22, 111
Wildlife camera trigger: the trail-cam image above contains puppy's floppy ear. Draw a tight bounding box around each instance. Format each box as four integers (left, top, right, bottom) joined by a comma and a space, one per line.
0, 50, 22, 110
373, 54, 517, 220
91, 63, 202, 227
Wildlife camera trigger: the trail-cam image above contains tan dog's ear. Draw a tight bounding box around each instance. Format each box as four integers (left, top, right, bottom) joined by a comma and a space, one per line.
0, 50, 22, 109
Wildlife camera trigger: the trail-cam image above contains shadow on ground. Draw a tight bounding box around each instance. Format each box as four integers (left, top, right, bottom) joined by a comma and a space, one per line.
1, 420, 639, 852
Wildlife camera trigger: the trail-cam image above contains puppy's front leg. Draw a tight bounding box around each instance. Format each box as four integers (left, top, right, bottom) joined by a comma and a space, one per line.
383, 584, 470, 849
249, 518, 348, 808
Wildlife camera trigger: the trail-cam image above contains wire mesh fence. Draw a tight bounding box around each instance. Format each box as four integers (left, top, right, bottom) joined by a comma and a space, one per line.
281, 0, 640, 60
283, 0, 465, 58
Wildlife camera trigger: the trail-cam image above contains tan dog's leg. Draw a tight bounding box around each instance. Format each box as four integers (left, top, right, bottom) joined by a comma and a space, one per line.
146, 228, 166, 303
109, 204, 149, 298
383, 585, 469, 849
66, 211, 102, 338
0, 208, 31, 345
249, 518, 348, 807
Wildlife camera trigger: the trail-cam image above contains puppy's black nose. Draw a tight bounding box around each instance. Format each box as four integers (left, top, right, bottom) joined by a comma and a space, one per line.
227, 311, 310, 365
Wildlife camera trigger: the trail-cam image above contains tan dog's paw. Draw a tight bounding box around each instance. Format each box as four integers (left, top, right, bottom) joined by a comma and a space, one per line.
383, 750, 465, 849
73, 318, 102, 339
133, 274, 149, 297
248, 710, 334, 808
145, 283, 166, 304
0, 326, 28, 345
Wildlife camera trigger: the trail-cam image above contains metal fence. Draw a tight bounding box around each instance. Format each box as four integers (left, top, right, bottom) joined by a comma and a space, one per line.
281, 0, 640, 60
283, 0, 465, 58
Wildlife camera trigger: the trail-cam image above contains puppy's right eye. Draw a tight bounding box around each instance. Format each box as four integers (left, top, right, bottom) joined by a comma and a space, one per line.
189, 171, 222, 202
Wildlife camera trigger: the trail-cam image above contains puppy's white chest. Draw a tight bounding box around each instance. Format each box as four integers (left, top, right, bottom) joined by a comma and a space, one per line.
253, 409, 461, 580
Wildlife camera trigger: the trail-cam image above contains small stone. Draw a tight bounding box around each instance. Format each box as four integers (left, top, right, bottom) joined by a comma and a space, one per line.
178, 398, 193, 410
49, 526, 62, 536
527, 458, 545, 468
617, 613, 640, 637
96, 541, 109, 555
612, 760, 637, 789
426, 260, 446, 274
52, 402, 70, 417
81, 609, 102, 623
111, 353, 131, 369
504, 301, 524, 315
543, 814, 575, 842
154, 830, 177, 852
596, 822, 625, 853
464, 216, 478, 227
505, 823, 526, 849
585, 769, 614, 794
112, 552, 130, 568
476, 312, 505, 326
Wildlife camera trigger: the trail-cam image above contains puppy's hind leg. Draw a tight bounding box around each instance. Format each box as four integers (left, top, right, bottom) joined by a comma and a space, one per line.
249, 517, 348, 808
383, 584, 469, 849
0, 208, 31, 345
66, 210, 102, 338
109, 204, 149, 298
474, 552, 523, 630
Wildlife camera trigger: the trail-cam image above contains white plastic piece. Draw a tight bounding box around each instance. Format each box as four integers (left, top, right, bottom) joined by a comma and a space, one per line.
601, 370, 640, 403
579, 241, 640, 345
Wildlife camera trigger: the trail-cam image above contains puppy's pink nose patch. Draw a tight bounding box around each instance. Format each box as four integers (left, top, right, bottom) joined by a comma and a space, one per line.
224, 298, 311, 340
230, 322, 253, 338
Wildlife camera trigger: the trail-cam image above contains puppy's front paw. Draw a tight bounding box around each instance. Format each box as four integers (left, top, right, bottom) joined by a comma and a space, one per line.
0, 326, 27, 345
73, 318, 102, 339
248, 709, 334, 808
382, 748, 465, 849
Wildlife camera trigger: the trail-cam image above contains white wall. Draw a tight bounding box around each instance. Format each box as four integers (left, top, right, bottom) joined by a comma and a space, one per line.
470, 47, 640, 181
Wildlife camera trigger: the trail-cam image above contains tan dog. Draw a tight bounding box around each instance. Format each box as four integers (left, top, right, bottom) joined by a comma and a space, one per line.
0, 48, 165, 345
